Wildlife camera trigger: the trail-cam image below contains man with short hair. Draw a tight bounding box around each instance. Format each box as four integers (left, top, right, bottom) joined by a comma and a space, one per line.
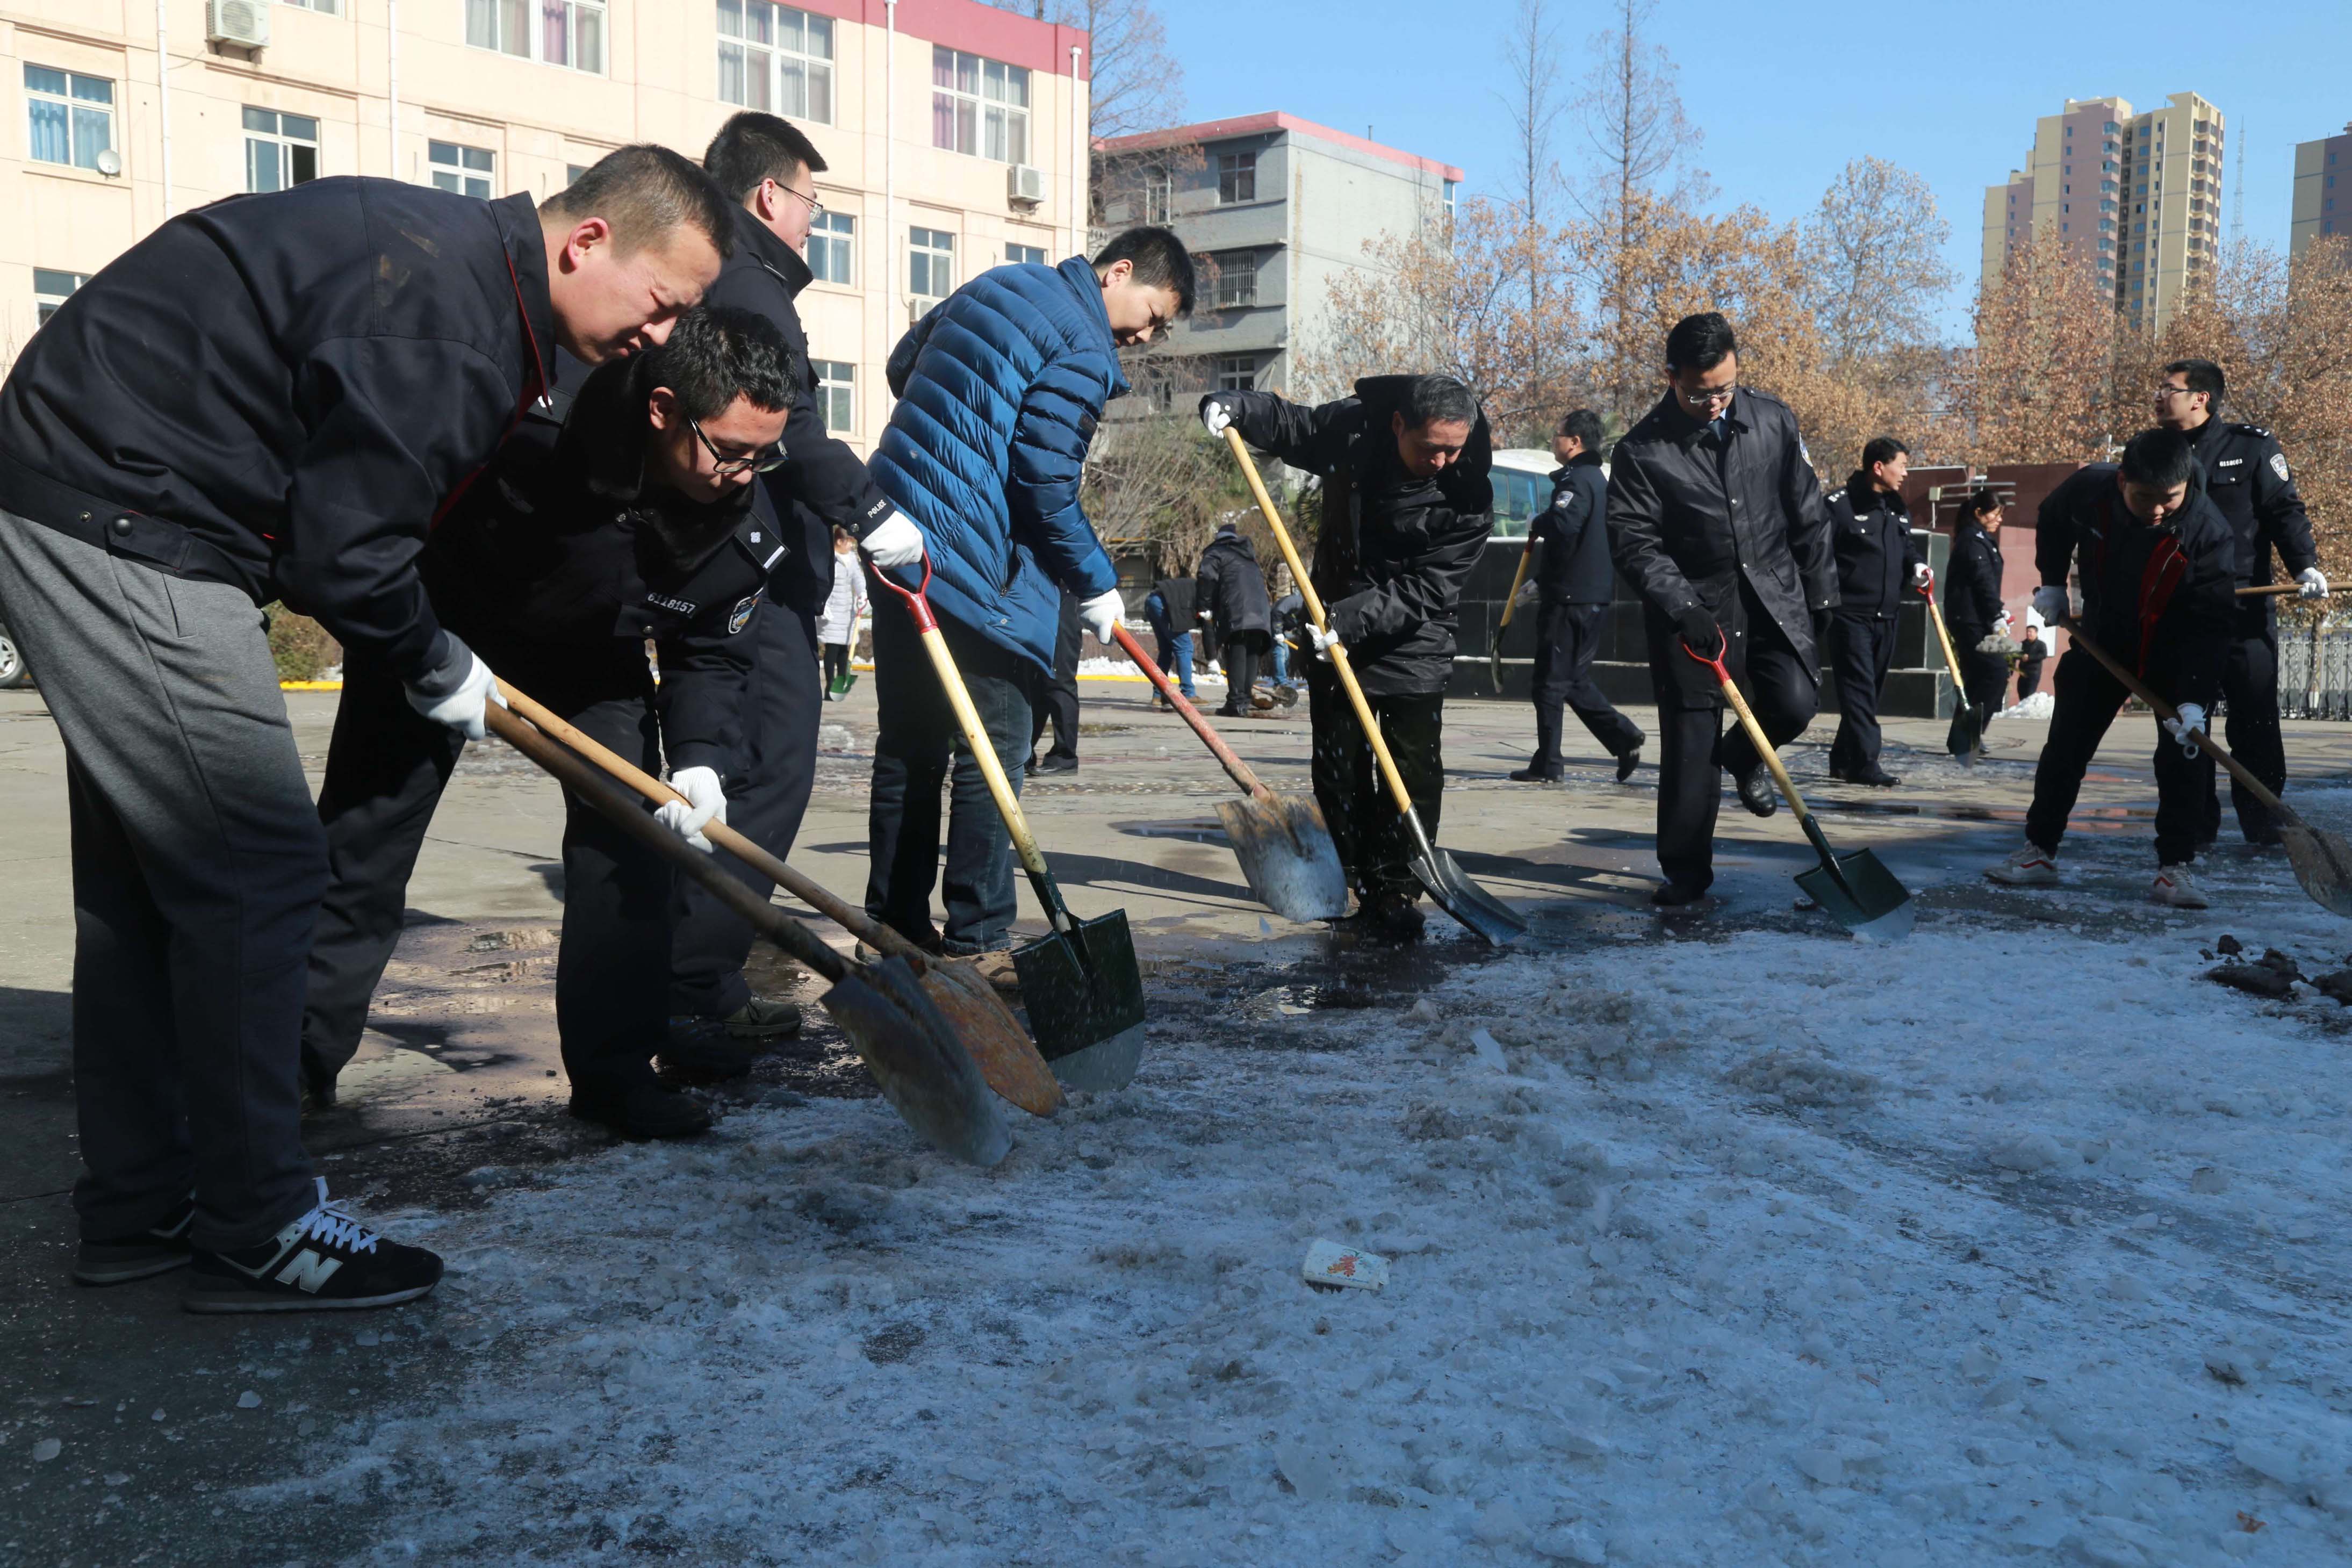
1823, 436, 1926, 787
1196, 520, 1274, 717
1512, 408, 1643, 783
2150, 358, 2325, 847
1985, 428, 2236, 908
1204, 375, 1495, 940
1609, 312, 1837, 906
0, 145, 729, 1310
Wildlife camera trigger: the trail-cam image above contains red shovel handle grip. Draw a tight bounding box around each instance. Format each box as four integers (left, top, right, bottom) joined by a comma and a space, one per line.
866, 549, 938, 632
1678, 632, 1732, 684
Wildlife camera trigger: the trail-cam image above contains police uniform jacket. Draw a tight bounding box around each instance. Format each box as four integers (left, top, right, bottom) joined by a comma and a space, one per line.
2181, 418, 2317, 635
1196, 526, 1272, 637
2035, 464, 2235, 708
1942, 520, 2005, 636
421, 354, 775, 777
1531, 452, 1614, 605
1825, 473, 1924, 621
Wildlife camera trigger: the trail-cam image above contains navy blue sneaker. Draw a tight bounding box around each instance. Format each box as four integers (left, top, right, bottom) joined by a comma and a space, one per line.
183, 1181, 442, 1314
74, 1195, 196, 1285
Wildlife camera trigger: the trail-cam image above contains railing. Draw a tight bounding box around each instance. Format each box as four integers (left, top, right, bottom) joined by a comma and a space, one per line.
2276, 621, 2352, 720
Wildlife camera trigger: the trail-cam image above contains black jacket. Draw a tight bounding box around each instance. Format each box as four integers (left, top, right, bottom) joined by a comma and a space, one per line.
2035, 464, 2235, 708
2182, 418, 2315, 634
1220, 378, 1493, 696
1531, 453, 1614, 604
703, 204, 897, 620
1196, 527, 1272, 637
1150, 575, 1198, 626
1943, 520, 2005, 634
1826, 473, 1924, 620
0, 178, 557, 681
1607, 386, 1836, 704
420, 354, 772, 776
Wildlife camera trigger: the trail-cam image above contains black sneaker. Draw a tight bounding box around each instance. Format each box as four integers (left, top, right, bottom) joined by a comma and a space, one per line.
1336, 893, 1425, 943
1651, 881, 1710, 909
716, 995, 803, 1041
1033, 753, 1079, 775
655, 1018, 758, 1083
75, 1195, 196, 1286
182, 1181, 441, 1314
1851, 765, 1902, 787
1616, 749, 1642, 784
1732, 762, 1778, 818
1508, 759, 1564, 783
570, 1078, 714, 1139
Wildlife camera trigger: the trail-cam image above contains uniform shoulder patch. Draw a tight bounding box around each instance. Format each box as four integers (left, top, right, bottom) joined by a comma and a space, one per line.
2270, 451, 2290, 483
728, 592, 763, 635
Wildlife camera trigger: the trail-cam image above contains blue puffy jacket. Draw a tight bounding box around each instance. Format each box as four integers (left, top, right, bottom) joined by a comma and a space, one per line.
869, 256, 1124, 672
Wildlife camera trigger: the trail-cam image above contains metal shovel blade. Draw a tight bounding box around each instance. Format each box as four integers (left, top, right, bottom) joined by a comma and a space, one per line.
819, 955, 1013, 1167
1794, 847, 1914, 944
914, 957, 1064, 1116
1409, 843, 1529, 946
1011, 910, 1149, 1091
1946, 702, 1982, 766
1216, 793, 1349, 922
2281, 823, 2352, 917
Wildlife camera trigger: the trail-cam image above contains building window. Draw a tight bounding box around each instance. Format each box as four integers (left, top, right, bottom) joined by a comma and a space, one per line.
25, 65, 113, 171
465, 0, 604, 74
932, 47, 1030, 164
33, 268, 89, 328
909, 227, 955, 300
808, 212, 855, 284
716, 1, 832, 122
1006, 242, 1046, 267
1217, 152, 1257, 205
813, 359, 855, 434
565, 162, 589, 185
283, 0, 343, 12
243, 107, 319, 192
1209, 250, 1257, 308
1213, 355, 1258, 393
430, 140, 495, 199
1141, 168, 1173, 223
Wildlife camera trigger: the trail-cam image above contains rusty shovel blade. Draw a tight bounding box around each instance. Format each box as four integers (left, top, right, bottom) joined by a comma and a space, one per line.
1215, 792, 1349, 923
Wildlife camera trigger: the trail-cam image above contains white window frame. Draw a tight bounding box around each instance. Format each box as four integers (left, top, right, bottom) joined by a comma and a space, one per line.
430, 140, 496, 199
1141, 168, 1173, 223
808, 211, 855, 285
465, 0, 605, 75
909, 227, 955, 301
33, 268, 89, 328
1216, 151, 1257, 205
1005, 242, 1046, 267
24, 64, 114, 172
931, 46, 1030, 166
243, 107, 320, 193
716, 0, 833, 123
812, 359, 855, 435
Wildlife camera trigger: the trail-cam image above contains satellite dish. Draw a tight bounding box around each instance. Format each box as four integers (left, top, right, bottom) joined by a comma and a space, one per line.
94, 149, 123, 177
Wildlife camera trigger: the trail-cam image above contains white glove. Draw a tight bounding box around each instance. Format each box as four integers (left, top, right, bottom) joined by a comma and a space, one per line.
1077, 589, 1124, 644
2164, 703, 2207, 758
1200, 398, 1231, 437
2032, 585, 2072, 625
1909, 563, 1933, 592
859, 512, 926, 570
655, 765, 728, 853
404, 647, 506, 740
1197, 607, 1215, 623
2299, 567, 2329, 600
1306, 624, 1340, 663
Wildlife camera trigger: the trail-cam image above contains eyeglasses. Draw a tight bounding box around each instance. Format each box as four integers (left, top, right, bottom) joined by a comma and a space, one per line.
2152, 384, 2197, 399
770, 179, 826, 224
688, 417, 786, 476
1674, 383, 1736, 409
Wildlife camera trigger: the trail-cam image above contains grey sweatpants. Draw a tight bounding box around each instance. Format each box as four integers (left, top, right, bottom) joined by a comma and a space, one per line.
0, 509, 322, 1251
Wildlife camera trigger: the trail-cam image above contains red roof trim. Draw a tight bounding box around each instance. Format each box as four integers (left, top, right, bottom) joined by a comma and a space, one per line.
1098, 111, 1462, 182
808, 0, 1090, 79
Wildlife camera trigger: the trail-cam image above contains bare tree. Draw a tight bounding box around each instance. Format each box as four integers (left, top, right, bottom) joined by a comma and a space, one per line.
1802, 156, 1955, 364
1947, 224, 2117, 465
1498, 0, 1572, 437
987, 0, 1185, 143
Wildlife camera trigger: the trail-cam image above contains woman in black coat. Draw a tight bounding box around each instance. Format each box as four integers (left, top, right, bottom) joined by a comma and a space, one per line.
1942, 486, 2011, 743
1195, 522, 1274, 716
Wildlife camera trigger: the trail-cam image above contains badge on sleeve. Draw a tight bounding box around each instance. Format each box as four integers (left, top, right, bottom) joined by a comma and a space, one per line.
2271, 452, 2291, 483
728, 592, 762, 635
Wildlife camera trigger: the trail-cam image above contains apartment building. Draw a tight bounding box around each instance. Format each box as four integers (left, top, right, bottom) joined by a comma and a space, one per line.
1092, 111, 1462, 401
3, 0, 1092, 450
1980, 91, 2224, 334
2291, 122, 2352, 256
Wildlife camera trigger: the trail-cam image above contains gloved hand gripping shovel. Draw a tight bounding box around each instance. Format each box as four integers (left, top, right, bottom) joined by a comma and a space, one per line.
494, 679, 1062, 1117
1682, 636, 1914, 942
2063, 622, 2352, 917
1225, 427, 1528, 946
1489, 538, 1537, 694
1107, 623, 1347, 922
480, 704, 1014, 1164
868, 556, 1148, 1091
1918, 584, 1982, 765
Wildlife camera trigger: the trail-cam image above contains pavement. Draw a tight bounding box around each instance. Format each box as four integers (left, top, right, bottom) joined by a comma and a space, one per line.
4, 673, 2349, 1564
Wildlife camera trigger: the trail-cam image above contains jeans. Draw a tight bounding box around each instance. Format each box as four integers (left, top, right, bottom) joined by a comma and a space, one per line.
1271, 636, 1292, 686
1144, 594, 1197, 696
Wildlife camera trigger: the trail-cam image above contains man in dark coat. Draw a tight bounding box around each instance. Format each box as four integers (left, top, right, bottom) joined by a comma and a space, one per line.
1196, 520, 1274, 716
1608, 312, 1837, 906
1941, 486, 2011, 751
305, 306, 797, 1138
1145, 565, 1199, 705
2016, 623, 2048, 700
2152, 358, 2326, 846
667, 113, 909, 1042
1512, 408, 1643, 783
1823, 437, 1927, 786
1985, 429, 2236, 909
1203, 375, 1494, 939
0, 146, 730, 1310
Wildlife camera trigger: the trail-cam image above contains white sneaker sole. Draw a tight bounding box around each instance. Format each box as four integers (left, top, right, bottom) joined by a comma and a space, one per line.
1983, 870, 2060, 887
182, 1281, 440, 1314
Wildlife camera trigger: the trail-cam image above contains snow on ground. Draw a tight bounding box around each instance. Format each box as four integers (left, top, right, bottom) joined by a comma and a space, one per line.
270, 836, 2352, 1567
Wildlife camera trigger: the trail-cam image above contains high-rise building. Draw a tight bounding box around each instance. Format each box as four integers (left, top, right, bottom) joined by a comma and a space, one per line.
1981, 91, 2224, 333
2290, 123, 2352, 256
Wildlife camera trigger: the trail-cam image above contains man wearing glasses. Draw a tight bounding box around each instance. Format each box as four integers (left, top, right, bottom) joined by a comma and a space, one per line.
2150, 358, 2324, 848
1608, 311, 1838, 907
301, 306, 800, 1139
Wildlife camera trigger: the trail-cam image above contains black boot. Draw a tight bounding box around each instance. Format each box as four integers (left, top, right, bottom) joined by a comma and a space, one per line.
570, 1078, 713, 1140
1732, 761, 1778, 818
1615, 748, 1641, 784
1509, 754, 1564, 783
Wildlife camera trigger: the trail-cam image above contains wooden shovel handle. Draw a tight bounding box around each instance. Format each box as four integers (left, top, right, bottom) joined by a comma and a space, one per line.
1107, 623, 1275, 804
1919, 586, 1970, 690
2059, 620, 2295, 821
1495, 540, 1537, 635
2238, 582, 2335, 598
1683, 639, 1813, 828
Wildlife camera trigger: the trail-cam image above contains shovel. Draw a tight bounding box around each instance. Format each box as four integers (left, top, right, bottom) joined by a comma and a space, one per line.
493, 679, 1062, 1117
2062, 623, 2352, 917
2237, 582, 2339, 598
1919, 584, 1982, 765
868, 556, 1148, 1091
1224, 427, 1528, 946
1106, 623, 1347, 922
1683, 636, 1914, 942
480, 704, 1014, 1164
1488, 539, 1537, 694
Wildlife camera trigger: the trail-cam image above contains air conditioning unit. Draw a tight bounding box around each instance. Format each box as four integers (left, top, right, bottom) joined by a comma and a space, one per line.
1007, 164, 1045, 207
208, 0, 272, 48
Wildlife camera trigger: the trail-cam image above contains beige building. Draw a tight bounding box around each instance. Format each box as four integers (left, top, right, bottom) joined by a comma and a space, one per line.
1981, 91, 2225, 334
2290, 122, 2352, 257
4, 0, 1094, 450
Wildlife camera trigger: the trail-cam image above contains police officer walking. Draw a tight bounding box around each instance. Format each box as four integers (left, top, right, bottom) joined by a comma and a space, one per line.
1822, 437, 1927, 786
1510, 409, 1643, 783
2150, 358, 2326, 846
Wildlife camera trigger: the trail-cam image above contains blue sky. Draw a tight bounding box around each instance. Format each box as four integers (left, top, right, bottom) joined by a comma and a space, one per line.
1162, 0, 2351, 336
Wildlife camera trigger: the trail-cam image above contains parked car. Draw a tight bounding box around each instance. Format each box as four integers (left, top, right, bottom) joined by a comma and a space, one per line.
0, 616, 31, 689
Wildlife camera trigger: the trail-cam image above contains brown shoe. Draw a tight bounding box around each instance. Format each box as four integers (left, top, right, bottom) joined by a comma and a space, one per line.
962, 948, 1022, 996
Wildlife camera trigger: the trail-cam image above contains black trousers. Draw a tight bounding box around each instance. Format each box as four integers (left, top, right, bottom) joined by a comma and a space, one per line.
1218, 629, 1270, 714
1825, 613, 1897, 775
1531, 600, 1642, 764
1306, 666, 1444, 903
2016, 657, 2045, 700
1030, 591, 1081, 759
303, 657, 677, 1096
822, 640, 851, 688
2028, 646, 2202, 866
1951, 625, 2009, 723
2188, 628, 2285, 843
1651, 582, 1818, 892
668, 605, 823, 1019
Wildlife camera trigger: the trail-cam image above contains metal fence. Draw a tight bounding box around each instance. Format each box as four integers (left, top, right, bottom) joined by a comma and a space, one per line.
2277, 622, 2352, 720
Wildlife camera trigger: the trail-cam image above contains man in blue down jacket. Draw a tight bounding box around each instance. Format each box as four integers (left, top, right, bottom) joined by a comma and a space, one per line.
859, 228, 1196, 960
